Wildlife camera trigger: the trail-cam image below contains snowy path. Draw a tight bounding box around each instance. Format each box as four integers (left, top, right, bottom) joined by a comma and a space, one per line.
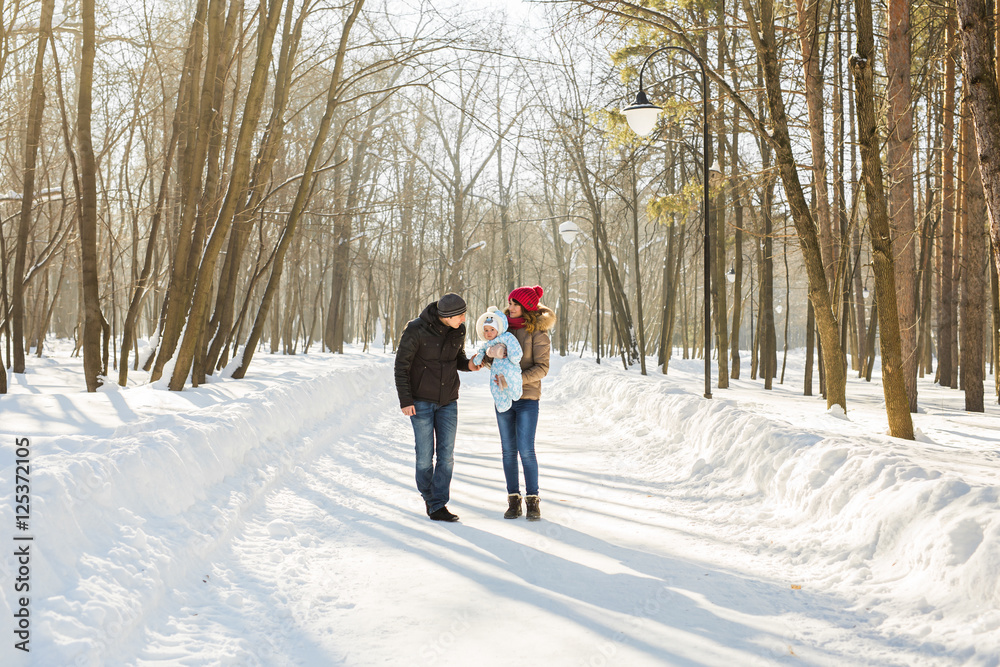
124, 373, 960, 666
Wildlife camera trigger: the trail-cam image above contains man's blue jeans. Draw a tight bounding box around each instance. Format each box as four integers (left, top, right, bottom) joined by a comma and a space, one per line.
410, 400, 458, 513
495, 398, 539, 496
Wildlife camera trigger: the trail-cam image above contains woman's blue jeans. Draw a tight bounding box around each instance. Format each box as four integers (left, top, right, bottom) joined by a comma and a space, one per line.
410, 400, 458, 513
495, 398, 539, 496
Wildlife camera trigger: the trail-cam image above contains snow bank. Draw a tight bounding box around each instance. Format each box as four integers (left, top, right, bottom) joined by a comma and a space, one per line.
548, 360, 1000, 656
3, 359, 395, 665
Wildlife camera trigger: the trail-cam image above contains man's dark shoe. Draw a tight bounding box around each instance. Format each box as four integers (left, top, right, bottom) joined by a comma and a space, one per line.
424, 500, 431, 516
429, 506, 460, 522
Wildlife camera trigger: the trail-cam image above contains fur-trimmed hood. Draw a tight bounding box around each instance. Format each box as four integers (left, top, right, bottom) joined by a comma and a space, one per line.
476, 306, 508, 340
505, 303, 556, 333
533, 304, 556, 332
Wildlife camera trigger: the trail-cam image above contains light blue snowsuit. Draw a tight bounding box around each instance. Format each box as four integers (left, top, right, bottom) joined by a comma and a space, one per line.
472, 308, 523, 412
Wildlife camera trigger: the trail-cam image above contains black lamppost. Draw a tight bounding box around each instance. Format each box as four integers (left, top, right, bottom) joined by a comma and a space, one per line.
624, 46, 717, 399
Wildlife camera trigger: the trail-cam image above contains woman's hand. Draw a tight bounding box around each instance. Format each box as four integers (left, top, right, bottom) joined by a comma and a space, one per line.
493, 374, 508, 390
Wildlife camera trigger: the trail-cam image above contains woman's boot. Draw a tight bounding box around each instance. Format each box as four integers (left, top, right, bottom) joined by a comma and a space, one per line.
504, 493, 522, 519
525, 495, 541, 521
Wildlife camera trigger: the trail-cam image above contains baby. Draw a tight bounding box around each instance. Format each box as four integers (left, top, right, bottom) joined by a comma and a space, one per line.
472, 306, 523, 412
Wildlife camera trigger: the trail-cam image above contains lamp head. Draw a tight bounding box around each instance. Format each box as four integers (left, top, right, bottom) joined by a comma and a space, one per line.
709, 160, 724, 185
623, 90, 662, 137
726, 267, 736, 284
558, 220, 581, 244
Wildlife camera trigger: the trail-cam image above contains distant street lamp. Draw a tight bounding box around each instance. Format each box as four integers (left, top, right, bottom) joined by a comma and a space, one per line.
726, 266, 736, 284
625, 46, 717, 399
557, 217, 600, 365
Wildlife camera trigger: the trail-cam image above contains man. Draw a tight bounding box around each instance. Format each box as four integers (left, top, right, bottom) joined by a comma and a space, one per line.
394, 293, 481, 522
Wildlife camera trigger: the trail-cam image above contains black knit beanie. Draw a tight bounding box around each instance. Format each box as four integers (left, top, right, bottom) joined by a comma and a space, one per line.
437, 293, 467, 318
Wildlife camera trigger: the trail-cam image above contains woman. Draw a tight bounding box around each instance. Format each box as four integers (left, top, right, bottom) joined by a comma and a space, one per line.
489, 285, 555, 521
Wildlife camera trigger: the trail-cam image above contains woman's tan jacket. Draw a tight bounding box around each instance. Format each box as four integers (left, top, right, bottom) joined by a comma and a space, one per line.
508, 306, 555, 400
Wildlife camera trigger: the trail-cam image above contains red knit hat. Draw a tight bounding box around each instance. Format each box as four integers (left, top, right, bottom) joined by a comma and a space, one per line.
508, 285, 543, 312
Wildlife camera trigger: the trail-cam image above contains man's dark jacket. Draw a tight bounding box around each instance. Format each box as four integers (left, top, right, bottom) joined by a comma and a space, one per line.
394, 302, 472, 408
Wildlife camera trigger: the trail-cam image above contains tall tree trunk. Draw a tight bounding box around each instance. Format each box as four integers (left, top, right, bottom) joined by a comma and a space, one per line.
730, 168, 744, 379
886, 0, 919, 411
497, 94, 516, 295
660, 215, 676, 369
711, 7, 728, 388
780, 240, 791, 383
119, 18, 207, 385
206, 0, 305, 373
956, 0, 1000, 323
850, 0, 914, 438
324, 148, 349, 354
940, 13, 958, 387
833, 0, 857, 373
793, 0, 835, 286
741, 0, 847, 410
960, 95, 988, 411
394, 153, 421, 347
712, 144, 729, 387
149, 0, 213, 380
662, 213, 684, 373
805, 301, 815, 395
77, 0, 104, 392
952, 164, 963, 389
847, 3, 867, 376
762, 186, 776, 390
192, 0, 242, 385
991, 240, 1000, 403
12, 0, 55, 374
864, 292, 879, 381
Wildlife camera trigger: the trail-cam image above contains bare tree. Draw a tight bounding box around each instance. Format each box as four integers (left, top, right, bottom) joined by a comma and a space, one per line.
169, 0, 286, 390
956, 0, 1000, 328
232, 0, 366, 379
939, 11, 958, 388
11, 0, 56, 374
741, 0, 847, 410
959, 100, 988, 412
849, 0, 914, 439
77, 0, 106, 391
402, 63, 516, 294
886, 0, 919, 411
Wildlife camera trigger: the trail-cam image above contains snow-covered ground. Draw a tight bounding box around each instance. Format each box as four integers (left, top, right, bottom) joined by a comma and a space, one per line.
1, 341, 998, 666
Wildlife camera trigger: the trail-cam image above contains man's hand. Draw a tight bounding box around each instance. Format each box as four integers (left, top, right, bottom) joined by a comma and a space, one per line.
468, 359, 483, 371
401, 405, 416, 416
486, 344, 507, 359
